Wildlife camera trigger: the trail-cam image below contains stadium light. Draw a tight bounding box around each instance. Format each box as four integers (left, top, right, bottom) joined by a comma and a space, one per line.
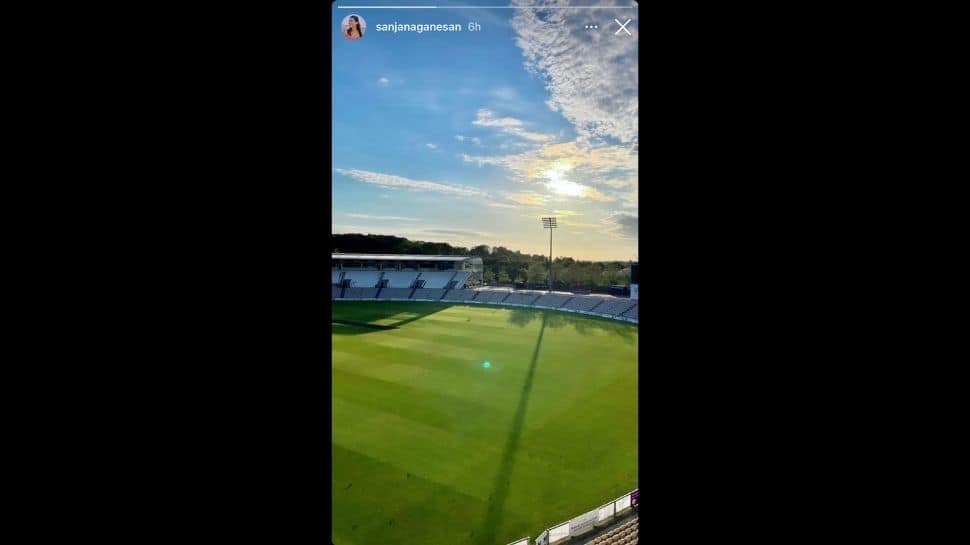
541, 217, 557, 292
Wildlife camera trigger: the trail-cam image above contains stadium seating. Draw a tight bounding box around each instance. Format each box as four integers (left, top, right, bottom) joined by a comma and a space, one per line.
344, 287, 378, 299
440, 289, 477, 302
377, 288, 413, 300
342, 270, 382, 288
594, 299, 637, 317
474, 290, 511, 304
581, 515, 638, 545
381, 271, 419, 288
411, 288, 446, 301
331, 282, 638, 323
451, 270, 471, 288
533, 293, 572, 309
331, 270, 343, 285
418, 271, 458, 288
562, 295, 608, 312
504, 292, 542, 306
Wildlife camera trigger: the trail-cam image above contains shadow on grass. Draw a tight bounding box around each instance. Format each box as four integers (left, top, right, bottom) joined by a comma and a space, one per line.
475, 311, 547, 545
507, 307, 636, 343
331, 301, 452, 335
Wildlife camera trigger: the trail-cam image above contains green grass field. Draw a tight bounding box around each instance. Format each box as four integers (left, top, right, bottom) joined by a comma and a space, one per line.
332, 301, 638, 545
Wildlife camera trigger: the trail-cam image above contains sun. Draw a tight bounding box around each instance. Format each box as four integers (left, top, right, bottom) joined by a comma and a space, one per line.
543, 164, 585, 197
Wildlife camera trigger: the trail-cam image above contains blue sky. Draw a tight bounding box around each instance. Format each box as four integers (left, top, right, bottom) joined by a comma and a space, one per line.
332, 1, 638, 260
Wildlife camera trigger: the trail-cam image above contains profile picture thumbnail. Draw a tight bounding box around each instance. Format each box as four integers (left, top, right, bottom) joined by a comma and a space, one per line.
342, 14, 366, 41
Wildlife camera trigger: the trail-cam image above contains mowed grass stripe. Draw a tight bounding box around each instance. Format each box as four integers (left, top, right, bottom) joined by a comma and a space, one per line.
333, 443, 524, 545
334, 336, 531, 410
332, 302, 637, 545
333, 397, 506, 501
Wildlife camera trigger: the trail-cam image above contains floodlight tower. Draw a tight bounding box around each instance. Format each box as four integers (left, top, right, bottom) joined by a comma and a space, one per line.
541, 217, 557, 292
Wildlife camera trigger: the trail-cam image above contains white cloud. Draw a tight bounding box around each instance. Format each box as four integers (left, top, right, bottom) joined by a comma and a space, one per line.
333, 168, 485, 198
511, 0, 638, 145
472, 109, 554, 143
456, 134, 482, 146
426, 143, 437, 150
461, 139, 636, 204
378, 77, 390, 87
344, 213, 420, 222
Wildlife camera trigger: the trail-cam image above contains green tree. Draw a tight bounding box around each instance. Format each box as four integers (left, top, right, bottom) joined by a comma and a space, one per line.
483, 270, 495, 283
470, 245, 491, 258
527, 262, 547, 284
498, 270, 511, 283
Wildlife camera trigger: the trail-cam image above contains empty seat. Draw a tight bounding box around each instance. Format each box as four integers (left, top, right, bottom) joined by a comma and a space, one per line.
381, 271, 419, 288
417, 271, 457, 289
504, 292, 541, 306
475, 290, 510, 304
411, 288, 446, 301
563, 295, 607, 312
377, 287, 412, 300
595, 298, 637, 316
533, 293, 571, 309
342, 270, 382, 288
451, 270, 471, 288
343, 287, 378, 299
440, 289, 477, 301
331, 270, 343, 284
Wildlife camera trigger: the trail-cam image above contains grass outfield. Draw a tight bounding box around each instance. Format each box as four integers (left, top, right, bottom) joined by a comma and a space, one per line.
332, 301, 638, 545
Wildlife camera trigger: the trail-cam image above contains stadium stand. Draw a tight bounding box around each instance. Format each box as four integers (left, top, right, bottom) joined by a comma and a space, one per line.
504, 292, 542, 306
475, 290, 512, 304
381, 271, 420, 288
417, 271, 457, 288
331, 282, 639, 324
451, 270, 471, 288
416, 270, 473, 289
411, 288, 446, 301
582, 515, 638, 545
533, 293, 572, 309
331, 270, 343, 285
440, 289, 478, 302
563, 295, 608, 312
377, 288, 413, 300
342, 270, 383, 288
594, 299, 638, 317
343, 287, 379, 299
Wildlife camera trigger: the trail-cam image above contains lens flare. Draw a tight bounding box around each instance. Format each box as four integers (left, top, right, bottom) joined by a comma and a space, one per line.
482, 361, 491, 368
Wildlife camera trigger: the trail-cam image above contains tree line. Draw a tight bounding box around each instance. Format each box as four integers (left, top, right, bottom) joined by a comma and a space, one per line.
332, 233, 634, 290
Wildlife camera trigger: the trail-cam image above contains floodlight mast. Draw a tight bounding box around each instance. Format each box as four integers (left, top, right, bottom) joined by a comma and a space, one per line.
541, 217, 557, 292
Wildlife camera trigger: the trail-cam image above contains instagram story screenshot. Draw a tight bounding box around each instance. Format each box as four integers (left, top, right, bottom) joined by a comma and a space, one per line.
331, 2, 639, 545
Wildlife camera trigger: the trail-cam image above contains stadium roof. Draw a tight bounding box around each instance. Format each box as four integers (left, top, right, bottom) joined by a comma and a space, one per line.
332, 253, 476, 262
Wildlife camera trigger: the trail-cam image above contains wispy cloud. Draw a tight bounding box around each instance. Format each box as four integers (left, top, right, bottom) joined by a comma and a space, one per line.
423, 228, 493, 237
344, 213, 420, 222
455, 135, 482, 145
334, 168, 485, 198
425, 143, 437, 150
378, 77, 390, 87
472, 109, 554, 143
502, 190, 548, 206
